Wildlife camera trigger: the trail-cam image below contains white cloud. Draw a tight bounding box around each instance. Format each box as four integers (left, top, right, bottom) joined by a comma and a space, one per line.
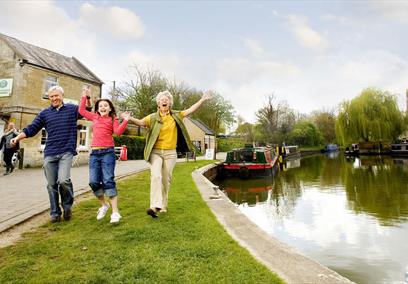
286, 15, 329, 51
79, 3, 144, 39
369, 1, 408, 24
242, 37, 264, 56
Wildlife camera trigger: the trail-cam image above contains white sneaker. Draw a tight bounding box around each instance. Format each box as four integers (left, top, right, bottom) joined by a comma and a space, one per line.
110, 212, 122, 223
96, 204, 110, 220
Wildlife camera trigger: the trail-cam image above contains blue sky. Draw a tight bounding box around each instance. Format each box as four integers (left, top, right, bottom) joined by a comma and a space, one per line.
2, 0, 408, 123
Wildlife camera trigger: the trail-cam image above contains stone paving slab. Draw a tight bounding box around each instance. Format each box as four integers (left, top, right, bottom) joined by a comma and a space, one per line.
0, 160, 149, 232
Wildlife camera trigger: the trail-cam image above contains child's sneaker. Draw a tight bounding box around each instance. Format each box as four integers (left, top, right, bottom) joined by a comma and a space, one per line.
96, 204, 110, 220
110, 212, 122, 223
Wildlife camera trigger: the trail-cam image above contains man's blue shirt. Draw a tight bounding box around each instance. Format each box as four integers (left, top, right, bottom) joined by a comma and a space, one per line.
23, 103, 80, 157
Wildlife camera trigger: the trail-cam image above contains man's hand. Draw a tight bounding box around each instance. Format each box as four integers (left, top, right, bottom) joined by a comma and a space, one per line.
82, 86, 91, 99
10, 137, 18, 147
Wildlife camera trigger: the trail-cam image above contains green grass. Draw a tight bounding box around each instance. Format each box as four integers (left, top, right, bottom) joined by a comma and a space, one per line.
0, 161, 284, 284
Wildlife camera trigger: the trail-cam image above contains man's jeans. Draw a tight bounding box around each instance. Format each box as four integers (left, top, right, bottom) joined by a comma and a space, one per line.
43, 152, 74, 218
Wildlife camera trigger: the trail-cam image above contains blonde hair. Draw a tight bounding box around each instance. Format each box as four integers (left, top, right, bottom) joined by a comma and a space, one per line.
47, 85, 64, 95
155, 90, 173, 108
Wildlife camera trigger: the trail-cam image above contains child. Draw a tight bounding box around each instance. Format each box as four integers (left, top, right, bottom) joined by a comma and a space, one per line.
79, 87, 130, 223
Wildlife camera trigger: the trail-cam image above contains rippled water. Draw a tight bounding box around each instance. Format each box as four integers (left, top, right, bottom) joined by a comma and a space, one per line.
215, 153, 408, 284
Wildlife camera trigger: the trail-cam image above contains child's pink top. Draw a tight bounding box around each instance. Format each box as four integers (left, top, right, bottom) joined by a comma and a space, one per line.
79, 96, 128, 148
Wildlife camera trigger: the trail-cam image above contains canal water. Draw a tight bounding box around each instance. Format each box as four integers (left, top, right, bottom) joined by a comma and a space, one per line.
214, 153, 408, 284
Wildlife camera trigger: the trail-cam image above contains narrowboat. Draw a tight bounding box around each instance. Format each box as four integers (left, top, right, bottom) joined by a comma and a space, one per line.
218, 145, 278, 179
390, 143, 408, 156
321, 144, 339, 153
276, 145, 300, 160
344, 143, 359, 156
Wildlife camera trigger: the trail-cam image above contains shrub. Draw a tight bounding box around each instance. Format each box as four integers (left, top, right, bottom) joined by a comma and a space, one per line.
114, 135, 145, 160
217, 137, 246, 152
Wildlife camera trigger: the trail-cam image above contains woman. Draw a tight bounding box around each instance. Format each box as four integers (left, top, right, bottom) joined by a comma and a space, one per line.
129, 90, 211, 218
0, 122, 19, 175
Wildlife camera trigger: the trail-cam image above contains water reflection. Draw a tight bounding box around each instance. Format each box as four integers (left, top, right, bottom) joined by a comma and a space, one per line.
215, 154, 408, 283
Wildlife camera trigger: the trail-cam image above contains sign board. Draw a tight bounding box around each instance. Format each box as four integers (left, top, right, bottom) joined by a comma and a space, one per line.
205, 148, 215, 160
0, 78, 13, 97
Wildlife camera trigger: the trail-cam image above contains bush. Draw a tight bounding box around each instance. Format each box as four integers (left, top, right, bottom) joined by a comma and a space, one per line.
114, 135, 145, 160
217, 137, 246, 152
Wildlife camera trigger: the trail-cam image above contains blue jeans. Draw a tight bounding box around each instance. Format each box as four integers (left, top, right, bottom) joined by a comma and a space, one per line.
43, 152, 74, 218
89, 147, 117, 198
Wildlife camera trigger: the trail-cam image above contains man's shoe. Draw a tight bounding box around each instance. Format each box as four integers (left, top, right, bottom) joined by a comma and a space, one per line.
63, 209, 72, 221
97, 204, 110, 220
161, 207, 167, 213
50, 216, 61, 223
147, 208, 158, 218
110, 212, 122, 223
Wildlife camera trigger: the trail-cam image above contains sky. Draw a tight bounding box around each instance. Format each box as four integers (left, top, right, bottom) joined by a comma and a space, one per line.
2, 0, 408, 123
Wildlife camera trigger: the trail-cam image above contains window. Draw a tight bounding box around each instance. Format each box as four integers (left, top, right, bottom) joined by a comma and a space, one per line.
192, 140, 201, 152
40, 128, 47, 149
43, 76, 58, 99
78, 125, 89, 148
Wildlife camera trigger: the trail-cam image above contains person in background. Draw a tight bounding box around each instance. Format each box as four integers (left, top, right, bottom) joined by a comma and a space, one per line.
11, 86, 92, 223
79, 87, 130, 223
128, 90, 211, 218
0, 122, 19, 175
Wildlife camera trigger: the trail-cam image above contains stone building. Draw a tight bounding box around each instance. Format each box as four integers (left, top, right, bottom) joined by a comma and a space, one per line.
0, 33, 103, 167
184, 117, 216, 153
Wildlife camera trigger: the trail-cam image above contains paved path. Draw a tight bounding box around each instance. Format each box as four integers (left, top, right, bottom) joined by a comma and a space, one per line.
0, 160, 150, 232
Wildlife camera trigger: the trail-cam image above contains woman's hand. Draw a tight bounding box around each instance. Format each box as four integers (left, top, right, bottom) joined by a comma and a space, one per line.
201, 91, 212, 101
121, 111, 131, 121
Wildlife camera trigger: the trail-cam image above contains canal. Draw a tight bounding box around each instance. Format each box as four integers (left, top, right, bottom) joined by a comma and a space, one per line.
214, 153, 408, 284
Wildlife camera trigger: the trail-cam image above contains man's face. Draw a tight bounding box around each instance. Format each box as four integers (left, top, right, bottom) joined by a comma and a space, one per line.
49, 90, 63, 108
158, 96, 171, 112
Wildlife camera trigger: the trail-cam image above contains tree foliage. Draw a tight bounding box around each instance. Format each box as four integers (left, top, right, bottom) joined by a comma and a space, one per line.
117, 66, 235, 135
310, 110, 337, 144
255, 94, 296, 144
288, 120, 323, 146
336, 88, 405, 145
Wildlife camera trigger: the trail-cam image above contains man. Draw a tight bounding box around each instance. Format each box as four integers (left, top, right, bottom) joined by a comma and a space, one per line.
11, 86, 91, 223
0, 122, 19, 175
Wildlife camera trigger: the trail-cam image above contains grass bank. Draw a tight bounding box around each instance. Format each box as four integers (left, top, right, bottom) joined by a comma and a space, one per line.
0, 161, 284, 283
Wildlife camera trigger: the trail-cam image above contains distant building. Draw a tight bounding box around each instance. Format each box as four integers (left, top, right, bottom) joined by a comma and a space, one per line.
184, 117, 216, 153
0, 33, 103, 167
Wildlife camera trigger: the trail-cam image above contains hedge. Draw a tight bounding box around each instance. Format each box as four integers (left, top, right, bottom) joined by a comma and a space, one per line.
114, 135, 145, 160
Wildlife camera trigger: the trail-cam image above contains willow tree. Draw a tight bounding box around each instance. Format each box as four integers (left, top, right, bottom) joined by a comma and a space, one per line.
335, 88, 404, 145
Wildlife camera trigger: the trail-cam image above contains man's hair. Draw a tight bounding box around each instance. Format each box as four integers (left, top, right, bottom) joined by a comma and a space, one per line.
47, 85, 64, 95
156, 90, 173, 108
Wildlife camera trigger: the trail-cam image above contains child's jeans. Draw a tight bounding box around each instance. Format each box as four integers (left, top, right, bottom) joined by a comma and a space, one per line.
89, 147, 117, 197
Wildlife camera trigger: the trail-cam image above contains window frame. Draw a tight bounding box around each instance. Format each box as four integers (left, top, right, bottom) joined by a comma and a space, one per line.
42, 76, 58, 99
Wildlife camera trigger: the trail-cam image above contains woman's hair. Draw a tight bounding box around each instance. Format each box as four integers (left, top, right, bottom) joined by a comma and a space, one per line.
94, 99, 116, 118
155, 90, 173, 108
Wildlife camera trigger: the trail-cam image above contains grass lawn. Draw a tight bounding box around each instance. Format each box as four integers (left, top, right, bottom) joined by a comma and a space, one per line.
0, 161, 284, 283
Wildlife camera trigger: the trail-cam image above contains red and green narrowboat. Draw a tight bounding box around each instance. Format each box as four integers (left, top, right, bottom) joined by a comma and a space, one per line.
218, 145, 278, 179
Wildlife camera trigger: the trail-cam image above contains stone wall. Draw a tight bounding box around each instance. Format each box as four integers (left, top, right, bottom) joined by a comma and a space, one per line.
0, 38, 101, 167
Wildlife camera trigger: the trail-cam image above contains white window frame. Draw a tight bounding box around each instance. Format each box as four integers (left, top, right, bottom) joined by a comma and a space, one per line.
43, 76, 58, 99
77, 125, 89, 150
40, 128, 47, 150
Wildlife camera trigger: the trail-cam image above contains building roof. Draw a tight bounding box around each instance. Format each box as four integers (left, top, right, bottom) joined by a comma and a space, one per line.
188, 117, 215, 135
0, 33, 103, 85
